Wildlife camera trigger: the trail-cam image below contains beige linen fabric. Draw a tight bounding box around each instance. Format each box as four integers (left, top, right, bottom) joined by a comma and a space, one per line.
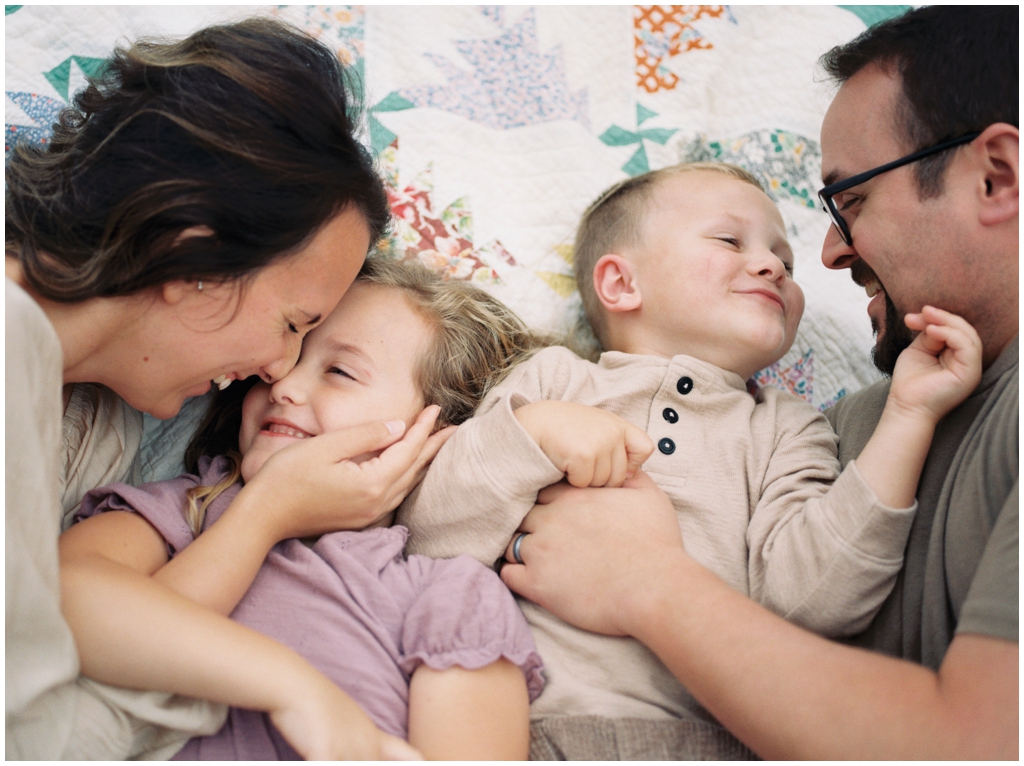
399, 345, 915, 727
5, 279, 226, 759
60, 382, 144, 530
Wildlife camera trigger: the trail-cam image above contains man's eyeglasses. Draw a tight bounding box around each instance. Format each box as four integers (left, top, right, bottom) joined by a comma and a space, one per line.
818, 132, 981, 246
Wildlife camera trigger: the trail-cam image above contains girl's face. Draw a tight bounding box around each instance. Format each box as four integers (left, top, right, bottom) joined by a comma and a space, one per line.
238, 281, 433, 482
122, 208, 369, 419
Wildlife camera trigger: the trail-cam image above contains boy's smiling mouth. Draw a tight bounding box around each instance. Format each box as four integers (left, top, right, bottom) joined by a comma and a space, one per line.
737, 289, 785, 311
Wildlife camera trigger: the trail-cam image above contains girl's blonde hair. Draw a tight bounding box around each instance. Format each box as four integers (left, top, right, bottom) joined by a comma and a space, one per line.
182, 256, 551, 535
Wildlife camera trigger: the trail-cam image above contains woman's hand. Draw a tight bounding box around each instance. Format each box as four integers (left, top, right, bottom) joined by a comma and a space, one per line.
500, 471, 684, 637
244, 405, 455, 541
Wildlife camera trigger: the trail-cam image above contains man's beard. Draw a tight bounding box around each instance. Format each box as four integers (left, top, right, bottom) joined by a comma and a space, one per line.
871, 291, 914, 376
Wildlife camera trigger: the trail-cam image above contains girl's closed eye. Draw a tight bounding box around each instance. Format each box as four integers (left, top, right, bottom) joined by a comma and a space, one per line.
716, 235, 740, 247
328, 365, 355, 381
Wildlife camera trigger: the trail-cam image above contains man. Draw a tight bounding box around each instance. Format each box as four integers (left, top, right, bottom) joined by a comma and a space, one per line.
500, 6, 1017, 758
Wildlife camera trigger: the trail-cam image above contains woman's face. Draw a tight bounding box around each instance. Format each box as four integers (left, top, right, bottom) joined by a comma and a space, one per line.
127, 207, 371, 419
238, 281, 433, 482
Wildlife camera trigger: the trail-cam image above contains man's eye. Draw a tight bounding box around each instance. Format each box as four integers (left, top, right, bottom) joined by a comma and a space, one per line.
836, 193, 861, 211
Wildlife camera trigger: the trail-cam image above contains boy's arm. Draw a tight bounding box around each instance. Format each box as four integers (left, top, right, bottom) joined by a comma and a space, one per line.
747, 308, 982, 635
58, 513, 419, 760
407, 660, 530, 760
398, 394, 565, 565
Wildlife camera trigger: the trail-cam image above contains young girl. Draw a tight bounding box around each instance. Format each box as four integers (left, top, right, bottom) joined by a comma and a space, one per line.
58, 258, 548, 760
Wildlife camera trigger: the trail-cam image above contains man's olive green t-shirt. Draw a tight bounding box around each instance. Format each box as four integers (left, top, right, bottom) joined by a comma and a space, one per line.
826, 338, 1018, 669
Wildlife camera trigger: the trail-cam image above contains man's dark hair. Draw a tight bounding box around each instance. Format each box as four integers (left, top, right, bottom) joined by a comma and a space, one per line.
6, 18, 391, 302
821, 6, 1018, 197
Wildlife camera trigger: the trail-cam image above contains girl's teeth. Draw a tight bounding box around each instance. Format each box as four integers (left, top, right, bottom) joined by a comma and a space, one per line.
213, 375, 232, 391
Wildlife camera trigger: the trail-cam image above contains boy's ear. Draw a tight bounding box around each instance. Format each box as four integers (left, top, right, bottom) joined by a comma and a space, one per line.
593, 254, 642, 314
975, 123, 1018, 227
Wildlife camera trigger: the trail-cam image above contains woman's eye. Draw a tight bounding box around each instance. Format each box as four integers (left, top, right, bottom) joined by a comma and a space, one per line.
288, 322, 299, 334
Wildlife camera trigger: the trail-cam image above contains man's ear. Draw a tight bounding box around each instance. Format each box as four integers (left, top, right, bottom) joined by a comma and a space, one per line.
975, 123, 1018, 227
593, 254, 642, 314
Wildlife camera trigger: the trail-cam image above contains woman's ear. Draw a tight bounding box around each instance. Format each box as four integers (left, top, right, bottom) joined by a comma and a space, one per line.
593, 254, 642, 314
976, 123, 1018, 227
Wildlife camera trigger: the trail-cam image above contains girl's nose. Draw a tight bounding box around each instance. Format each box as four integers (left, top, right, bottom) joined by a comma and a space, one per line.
268, 365, 309, 406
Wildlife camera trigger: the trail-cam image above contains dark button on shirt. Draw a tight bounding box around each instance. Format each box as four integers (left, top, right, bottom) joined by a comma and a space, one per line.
658, 437, 676, 455
662, 407, 679, 424
676, 376, 694, 395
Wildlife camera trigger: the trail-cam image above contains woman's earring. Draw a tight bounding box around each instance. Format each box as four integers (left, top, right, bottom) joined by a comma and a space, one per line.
197, 280, 203, 291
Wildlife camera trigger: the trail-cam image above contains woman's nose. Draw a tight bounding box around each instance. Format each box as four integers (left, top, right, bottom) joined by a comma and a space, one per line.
259, 339, 302, 385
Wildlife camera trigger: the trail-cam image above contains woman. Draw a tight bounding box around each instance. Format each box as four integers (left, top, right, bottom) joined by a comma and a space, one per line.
6, 18, 440, 760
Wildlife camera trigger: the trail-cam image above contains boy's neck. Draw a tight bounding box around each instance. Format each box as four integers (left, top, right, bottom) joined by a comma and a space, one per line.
603, 321, 758, 379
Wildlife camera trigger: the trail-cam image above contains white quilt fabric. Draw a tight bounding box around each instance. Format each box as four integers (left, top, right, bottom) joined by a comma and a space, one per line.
6, 5, 895, 480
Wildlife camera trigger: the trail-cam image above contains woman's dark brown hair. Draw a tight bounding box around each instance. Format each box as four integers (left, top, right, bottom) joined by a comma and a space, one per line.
5, 18, 391, 302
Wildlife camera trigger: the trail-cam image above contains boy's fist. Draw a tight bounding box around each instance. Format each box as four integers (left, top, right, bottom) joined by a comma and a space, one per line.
514, 401, 655, 488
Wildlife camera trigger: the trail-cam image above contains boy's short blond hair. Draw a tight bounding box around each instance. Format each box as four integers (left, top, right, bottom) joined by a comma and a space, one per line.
573, 162, 764, 348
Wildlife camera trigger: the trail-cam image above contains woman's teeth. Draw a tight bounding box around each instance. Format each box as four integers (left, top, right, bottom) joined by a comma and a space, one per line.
213, 375, 232, 391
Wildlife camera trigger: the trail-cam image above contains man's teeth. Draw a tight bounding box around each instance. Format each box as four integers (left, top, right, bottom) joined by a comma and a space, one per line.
265, 423, 310, 439
213, 375, 232, 391
864, 279, 882, 299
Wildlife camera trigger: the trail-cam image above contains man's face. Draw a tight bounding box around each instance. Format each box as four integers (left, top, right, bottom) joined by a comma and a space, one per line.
819, 65, 967, 374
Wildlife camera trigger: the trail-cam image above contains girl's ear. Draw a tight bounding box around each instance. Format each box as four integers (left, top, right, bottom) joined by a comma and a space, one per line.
593, 254, 642, 314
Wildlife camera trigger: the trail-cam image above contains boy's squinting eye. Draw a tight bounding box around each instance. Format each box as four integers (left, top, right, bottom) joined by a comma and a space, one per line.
835, 192, 861, 212
716, 236, 740, 247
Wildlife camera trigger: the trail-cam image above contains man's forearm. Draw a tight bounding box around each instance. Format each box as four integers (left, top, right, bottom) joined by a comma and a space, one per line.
629, 554, 1019, 760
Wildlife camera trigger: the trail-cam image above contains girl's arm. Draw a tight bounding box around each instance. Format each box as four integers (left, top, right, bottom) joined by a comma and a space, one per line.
58, 512, 420, 760
407, 659, 530, 760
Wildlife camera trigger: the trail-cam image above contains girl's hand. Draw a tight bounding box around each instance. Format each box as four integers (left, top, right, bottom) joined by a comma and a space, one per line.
890, 306, 983, 423
514, 401, 654, 488
244, 405, 455, 541
271, 671, 422, 761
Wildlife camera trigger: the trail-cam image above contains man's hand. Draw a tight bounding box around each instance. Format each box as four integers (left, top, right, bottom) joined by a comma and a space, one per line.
500, 471, 681, 636
513, 401, 654, 488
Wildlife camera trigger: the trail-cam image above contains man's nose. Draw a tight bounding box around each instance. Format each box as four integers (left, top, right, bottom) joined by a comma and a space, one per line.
820, 223, 858, 270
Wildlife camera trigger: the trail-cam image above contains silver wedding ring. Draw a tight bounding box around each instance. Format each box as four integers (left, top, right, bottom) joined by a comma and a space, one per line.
511, 531, 529, 564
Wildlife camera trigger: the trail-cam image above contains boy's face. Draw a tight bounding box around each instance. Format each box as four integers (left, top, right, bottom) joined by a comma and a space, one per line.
237, 281, 431, 482
630, 172, 804, 379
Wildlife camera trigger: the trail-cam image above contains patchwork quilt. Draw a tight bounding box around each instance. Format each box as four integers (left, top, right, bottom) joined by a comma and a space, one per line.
5, 5, 904, 480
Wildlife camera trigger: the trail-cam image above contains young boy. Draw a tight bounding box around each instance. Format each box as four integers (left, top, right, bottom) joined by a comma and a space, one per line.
397, 162, 981, 759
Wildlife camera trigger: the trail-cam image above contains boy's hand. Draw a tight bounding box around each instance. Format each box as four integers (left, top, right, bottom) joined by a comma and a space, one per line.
889, 306, 983, 423
514, 401, 654, 488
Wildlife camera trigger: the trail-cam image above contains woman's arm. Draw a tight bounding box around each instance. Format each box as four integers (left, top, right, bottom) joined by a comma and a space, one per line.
407, 659, 530, 760
58, 511, 420, 760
